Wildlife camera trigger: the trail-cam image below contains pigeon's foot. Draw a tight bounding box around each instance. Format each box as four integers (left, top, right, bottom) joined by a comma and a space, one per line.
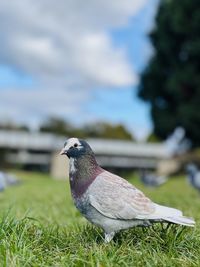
104, 232, 115, 243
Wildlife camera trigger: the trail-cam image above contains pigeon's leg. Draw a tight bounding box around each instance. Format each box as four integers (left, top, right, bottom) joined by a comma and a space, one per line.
104, 232, 115, 243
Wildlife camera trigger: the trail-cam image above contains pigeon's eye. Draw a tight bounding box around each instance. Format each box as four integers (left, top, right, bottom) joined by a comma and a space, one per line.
64, 141, 67, 147
74, 143, 78, 148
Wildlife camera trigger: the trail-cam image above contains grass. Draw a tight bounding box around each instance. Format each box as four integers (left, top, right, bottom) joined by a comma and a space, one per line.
0, 171, 200, 266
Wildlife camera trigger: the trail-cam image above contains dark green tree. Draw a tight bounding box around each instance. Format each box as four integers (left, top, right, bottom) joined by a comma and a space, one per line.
39, 117, 134, 140
0, 122, 29, 132
138, 0, 200, 146
82, 122, 134, 140
39, 117, 73, 136
146, 132, 161, 143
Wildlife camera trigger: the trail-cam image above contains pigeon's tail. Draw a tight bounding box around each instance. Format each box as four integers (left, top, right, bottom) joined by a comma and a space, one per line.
152, 204, 195, 227
164, 215, 195, 226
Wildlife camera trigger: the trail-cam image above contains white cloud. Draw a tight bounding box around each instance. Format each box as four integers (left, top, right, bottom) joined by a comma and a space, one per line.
0, 87, 90, 129
0, 0, 151, 135
74, 33, 136, 86
0, 0, 146, 87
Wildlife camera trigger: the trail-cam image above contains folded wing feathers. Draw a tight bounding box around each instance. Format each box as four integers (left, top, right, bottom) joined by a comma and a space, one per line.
88, 171, 195, 226
89, 171, 155, 220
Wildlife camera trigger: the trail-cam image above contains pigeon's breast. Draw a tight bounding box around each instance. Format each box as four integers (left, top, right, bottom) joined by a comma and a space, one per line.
72, 190, 90, 215
72, 189, 104, 227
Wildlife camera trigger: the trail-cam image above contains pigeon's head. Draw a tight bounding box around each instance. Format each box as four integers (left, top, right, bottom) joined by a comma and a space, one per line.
60, 138, 94, 159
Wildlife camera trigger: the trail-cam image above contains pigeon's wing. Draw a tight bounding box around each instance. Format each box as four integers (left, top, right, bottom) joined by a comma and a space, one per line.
88, 171, 155, 220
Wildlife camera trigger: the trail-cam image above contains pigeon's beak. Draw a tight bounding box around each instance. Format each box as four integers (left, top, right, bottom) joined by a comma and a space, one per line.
59, 148, 67, 155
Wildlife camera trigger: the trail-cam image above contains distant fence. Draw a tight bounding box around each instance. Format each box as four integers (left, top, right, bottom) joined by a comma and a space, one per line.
0, 130, 169, 177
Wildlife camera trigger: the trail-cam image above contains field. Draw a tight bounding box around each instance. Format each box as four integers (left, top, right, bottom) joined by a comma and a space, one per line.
0, 171, 200, 267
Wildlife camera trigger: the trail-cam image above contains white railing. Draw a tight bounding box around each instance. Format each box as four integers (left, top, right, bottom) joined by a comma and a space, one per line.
0, 130, 168, 158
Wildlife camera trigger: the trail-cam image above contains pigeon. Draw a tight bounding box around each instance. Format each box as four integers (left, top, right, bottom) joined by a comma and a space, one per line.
186, 163, 200, 191
140, 171, 168, 187
5, 173, 21, 186
0, 172, 6, 192
60, 138, 195, 243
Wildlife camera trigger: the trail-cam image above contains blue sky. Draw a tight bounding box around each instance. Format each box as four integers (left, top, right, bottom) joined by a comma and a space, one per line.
0, 66, 34, 88
0, 0, 159, 140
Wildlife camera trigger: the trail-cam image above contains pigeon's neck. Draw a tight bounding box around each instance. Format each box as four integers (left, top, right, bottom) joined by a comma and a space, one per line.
69, 154, 103, 198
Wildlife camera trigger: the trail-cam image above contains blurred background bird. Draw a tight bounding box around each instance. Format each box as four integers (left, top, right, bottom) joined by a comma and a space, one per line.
0, 171, 21, 192
5, 173, 21, 186
0, 172, 6, 192
186, 163, 200, 192
140, 170, 168, 187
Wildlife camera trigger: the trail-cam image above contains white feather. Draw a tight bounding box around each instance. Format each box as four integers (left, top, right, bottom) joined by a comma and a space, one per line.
144, 204, 195, 226
64, 138, 81, 150
69, 158, 76, 174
